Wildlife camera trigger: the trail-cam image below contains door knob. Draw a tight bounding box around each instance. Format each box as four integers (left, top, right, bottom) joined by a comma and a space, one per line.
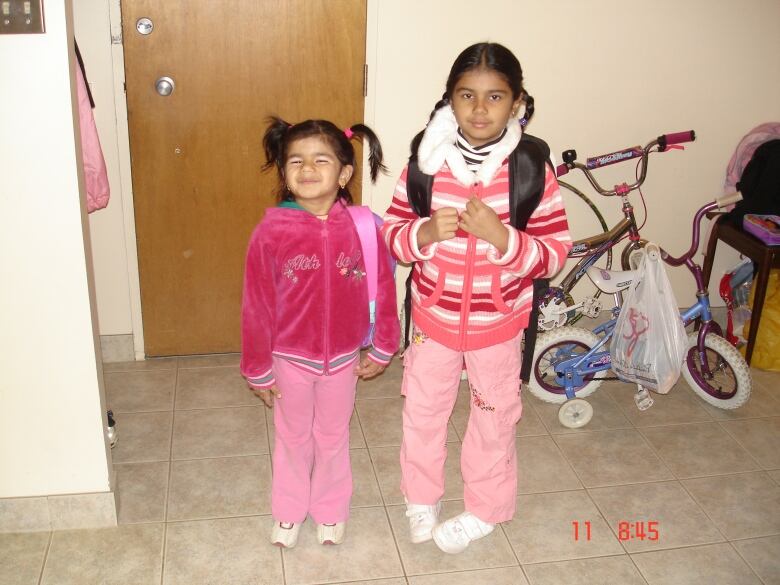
155, 76, 175, 96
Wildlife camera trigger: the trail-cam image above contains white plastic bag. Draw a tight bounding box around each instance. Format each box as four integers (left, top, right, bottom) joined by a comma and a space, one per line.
610, 245, 688, 394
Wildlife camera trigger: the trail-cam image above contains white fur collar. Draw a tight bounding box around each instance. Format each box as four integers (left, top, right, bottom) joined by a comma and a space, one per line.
417, 105, 523, 186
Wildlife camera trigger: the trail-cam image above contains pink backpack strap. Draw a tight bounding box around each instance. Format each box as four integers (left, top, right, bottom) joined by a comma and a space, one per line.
346, 205, 378, 305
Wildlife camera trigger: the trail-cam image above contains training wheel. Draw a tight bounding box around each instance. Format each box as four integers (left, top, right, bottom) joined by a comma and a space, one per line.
558, 398, 594, 429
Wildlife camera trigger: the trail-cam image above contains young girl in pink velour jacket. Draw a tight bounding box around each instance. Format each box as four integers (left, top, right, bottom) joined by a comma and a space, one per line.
382, 43, 572, 554
241, 118, 399, 549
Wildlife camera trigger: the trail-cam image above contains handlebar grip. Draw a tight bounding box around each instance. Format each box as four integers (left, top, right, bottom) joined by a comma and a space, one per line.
555, 163, 569, 177
659, 130, 696, 151
715, 191, 743, 209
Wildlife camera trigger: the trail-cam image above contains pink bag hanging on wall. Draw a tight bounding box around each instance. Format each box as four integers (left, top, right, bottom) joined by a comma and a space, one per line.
75, 62, 110, 213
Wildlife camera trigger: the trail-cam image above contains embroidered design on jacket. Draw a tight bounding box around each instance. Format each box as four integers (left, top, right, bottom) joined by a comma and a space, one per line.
336, 250, 365, 281
283, 253, 321, 283
470, 383, 495, 412
412, 328, 429, 345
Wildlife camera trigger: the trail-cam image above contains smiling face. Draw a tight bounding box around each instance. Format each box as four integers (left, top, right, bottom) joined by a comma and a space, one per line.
450, 68, 522, 147
283, 136, 353, 214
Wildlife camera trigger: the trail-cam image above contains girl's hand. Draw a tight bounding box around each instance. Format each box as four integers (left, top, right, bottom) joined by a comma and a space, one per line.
251, 385, 280, 408
354, 357, 386, 380
417, 207, 460, 247
460, 197, 509, 254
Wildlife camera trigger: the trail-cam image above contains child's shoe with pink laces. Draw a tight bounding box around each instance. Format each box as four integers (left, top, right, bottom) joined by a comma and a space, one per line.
432, 511, 495, 554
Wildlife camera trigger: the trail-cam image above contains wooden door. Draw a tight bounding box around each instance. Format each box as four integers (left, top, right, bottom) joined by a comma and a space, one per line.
122, 0, 366, 356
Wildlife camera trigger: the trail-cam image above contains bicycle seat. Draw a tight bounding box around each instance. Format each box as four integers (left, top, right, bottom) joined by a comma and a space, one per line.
586, 266, 637, 293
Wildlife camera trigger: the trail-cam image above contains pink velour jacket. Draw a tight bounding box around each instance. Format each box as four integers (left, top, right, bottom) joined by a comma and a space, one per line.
240, 199, 400, 389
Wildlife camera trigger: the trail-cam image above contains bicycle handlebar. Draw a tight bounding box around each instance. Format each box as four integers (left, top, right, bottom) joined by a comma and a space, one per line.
716, 191, 743, 209
556, 130, 696, 196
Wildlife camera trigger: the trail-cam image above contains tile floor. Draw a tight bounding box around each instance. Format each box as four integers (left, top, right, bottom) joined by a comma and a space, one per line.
2, 355, 779, 585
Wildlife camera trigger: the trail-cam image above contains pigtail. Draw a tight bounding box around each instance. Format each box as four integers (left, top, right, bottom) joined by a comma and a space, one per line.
262, 116, 292, 171
521, 92, 535, 126
348, 124, 387, 182
410, 93, 449, 158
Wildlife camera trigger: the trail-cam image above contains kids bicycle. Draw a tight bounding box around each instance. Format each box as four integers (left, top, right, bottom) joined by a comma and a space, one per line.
527, 191, 752, 429
538, 131, 697, 330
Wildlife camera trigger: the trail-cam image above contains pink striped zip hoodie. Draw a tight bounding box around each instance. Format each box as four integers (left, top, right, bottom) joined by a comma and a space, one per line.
241, 199, 399, 389
382, 118, 572, 352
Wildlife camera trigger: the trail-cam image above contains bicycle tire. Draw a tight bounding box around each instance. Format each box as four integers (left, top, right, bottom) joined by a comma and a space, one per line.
681, 333, 751, 409
527, 327, 607, 404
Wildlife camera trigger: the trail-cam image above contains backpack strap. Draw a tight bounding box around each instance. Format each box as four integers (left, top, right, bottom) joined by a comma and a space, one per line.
510, 134, 552, 384
346, 205, 378, 325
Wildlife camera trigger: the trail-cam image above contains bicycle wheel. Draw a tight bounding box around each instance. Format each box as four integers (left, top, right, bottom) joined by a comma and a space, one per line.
527, 327, 607, 404
681, 333, 751, 409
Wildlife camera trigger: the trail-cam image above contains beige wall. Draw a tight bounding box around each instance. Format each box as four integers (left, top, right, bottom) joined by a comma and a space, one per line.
83, 0, 780, 355
0, 1, 111, 497
363, 0, 780, 302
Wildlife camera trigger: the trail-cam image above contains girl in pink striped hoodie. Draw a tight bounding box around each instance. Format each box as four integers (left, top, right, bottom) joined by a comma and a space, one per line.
382, 43, 572, 554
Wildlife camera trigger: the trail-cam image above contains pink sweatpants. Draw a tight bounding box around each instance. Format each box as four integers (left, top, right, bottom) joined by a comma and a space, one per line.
270, 357, 357, 524
400, 330, 523, 523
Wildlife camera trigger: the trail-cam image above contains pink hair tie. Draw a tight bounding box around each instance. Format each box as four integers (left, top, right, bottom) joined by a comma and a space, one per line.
344, 128, 354, 139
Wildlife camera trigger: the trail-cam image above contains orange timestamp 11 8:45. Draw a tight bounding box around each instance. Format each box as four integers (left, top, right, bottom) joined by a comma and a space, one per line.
572, 520, 660, 542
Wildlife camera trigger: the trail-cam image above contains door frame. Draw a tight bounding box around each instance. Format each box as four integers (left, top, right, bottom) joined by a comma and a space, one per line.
106, 0, 380, 359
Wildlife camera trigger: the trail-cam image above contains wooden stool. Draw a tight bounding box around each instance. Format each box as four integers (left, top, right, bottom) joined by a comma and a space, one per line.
702, 216, 780, 365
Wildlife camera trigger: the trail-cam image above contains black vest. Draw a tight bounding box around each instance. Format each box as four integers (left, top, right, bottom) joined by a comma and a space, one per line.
403, 133, 552, 383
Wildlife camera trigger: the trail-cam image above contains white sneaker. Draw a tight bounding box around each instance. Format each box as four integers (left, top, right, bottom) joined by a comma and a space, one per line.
405, 501, 441, 544
271, 521, 301, 548
317, 522, 346, 545
432, 511, 495, 554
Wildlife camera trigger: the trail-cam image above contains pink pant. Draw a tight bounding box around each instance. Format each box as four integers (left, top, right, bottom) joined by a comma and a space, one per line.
400, 331, 523, 523
270, 357, 357, 524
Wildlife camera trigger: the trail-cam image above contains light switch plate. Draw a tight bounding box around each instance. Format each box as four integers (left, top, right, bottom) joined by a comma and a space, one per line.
0, 0, 45, 35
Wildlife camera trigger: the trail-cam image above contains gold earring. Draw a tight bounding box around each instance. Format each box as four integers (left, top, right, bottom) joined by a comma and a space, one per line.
339, 179, 346, 189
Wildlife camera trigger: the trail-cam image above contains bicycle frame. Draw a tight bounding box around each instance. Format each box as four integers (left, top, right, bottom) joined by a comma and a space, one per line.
547, 197, 740, 399
539, 131, 696, 326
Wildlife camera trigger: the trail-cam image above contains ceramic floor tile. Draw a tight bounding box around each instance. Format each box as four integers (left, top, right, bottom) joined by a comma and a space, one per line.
114, 461, 169, 524
0, 532, 49, 585
163, 516, 283, 585
111, 411, 173, 463
267, 410, 365, 451
357, 358, 404, 399
176, 353, 241, 368
639, 422, 760, 478
749, 368, 780, 394
282, 507, 403, 585
630, 543, 762, 585
333, 580, 408, 585
41, 523, 164, 585
369, 443, 464, 505
357, 396, 458, 448
351, 448, 384, 508
699, 382, 780, 421
588, 481, 724, 552
167, 455, 271, 521
732, 535, 780, 585
175, 366, 258, 410
605, 384, 712, 427
172, 406, 268, 459
682, 472, 780, 540
523, 555, 647, 585
105, 369, 176, 413
407, 566, 529, 584
387, 501, 518, 576
532, 386, 633, 434
356, 397, 405, 447
516, 401, 550, 437
554, 429, 674, 488
102, 356, 177, 373
720, 417, 780, 469
503, 490, 623, 564
516, 435, 582, 494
